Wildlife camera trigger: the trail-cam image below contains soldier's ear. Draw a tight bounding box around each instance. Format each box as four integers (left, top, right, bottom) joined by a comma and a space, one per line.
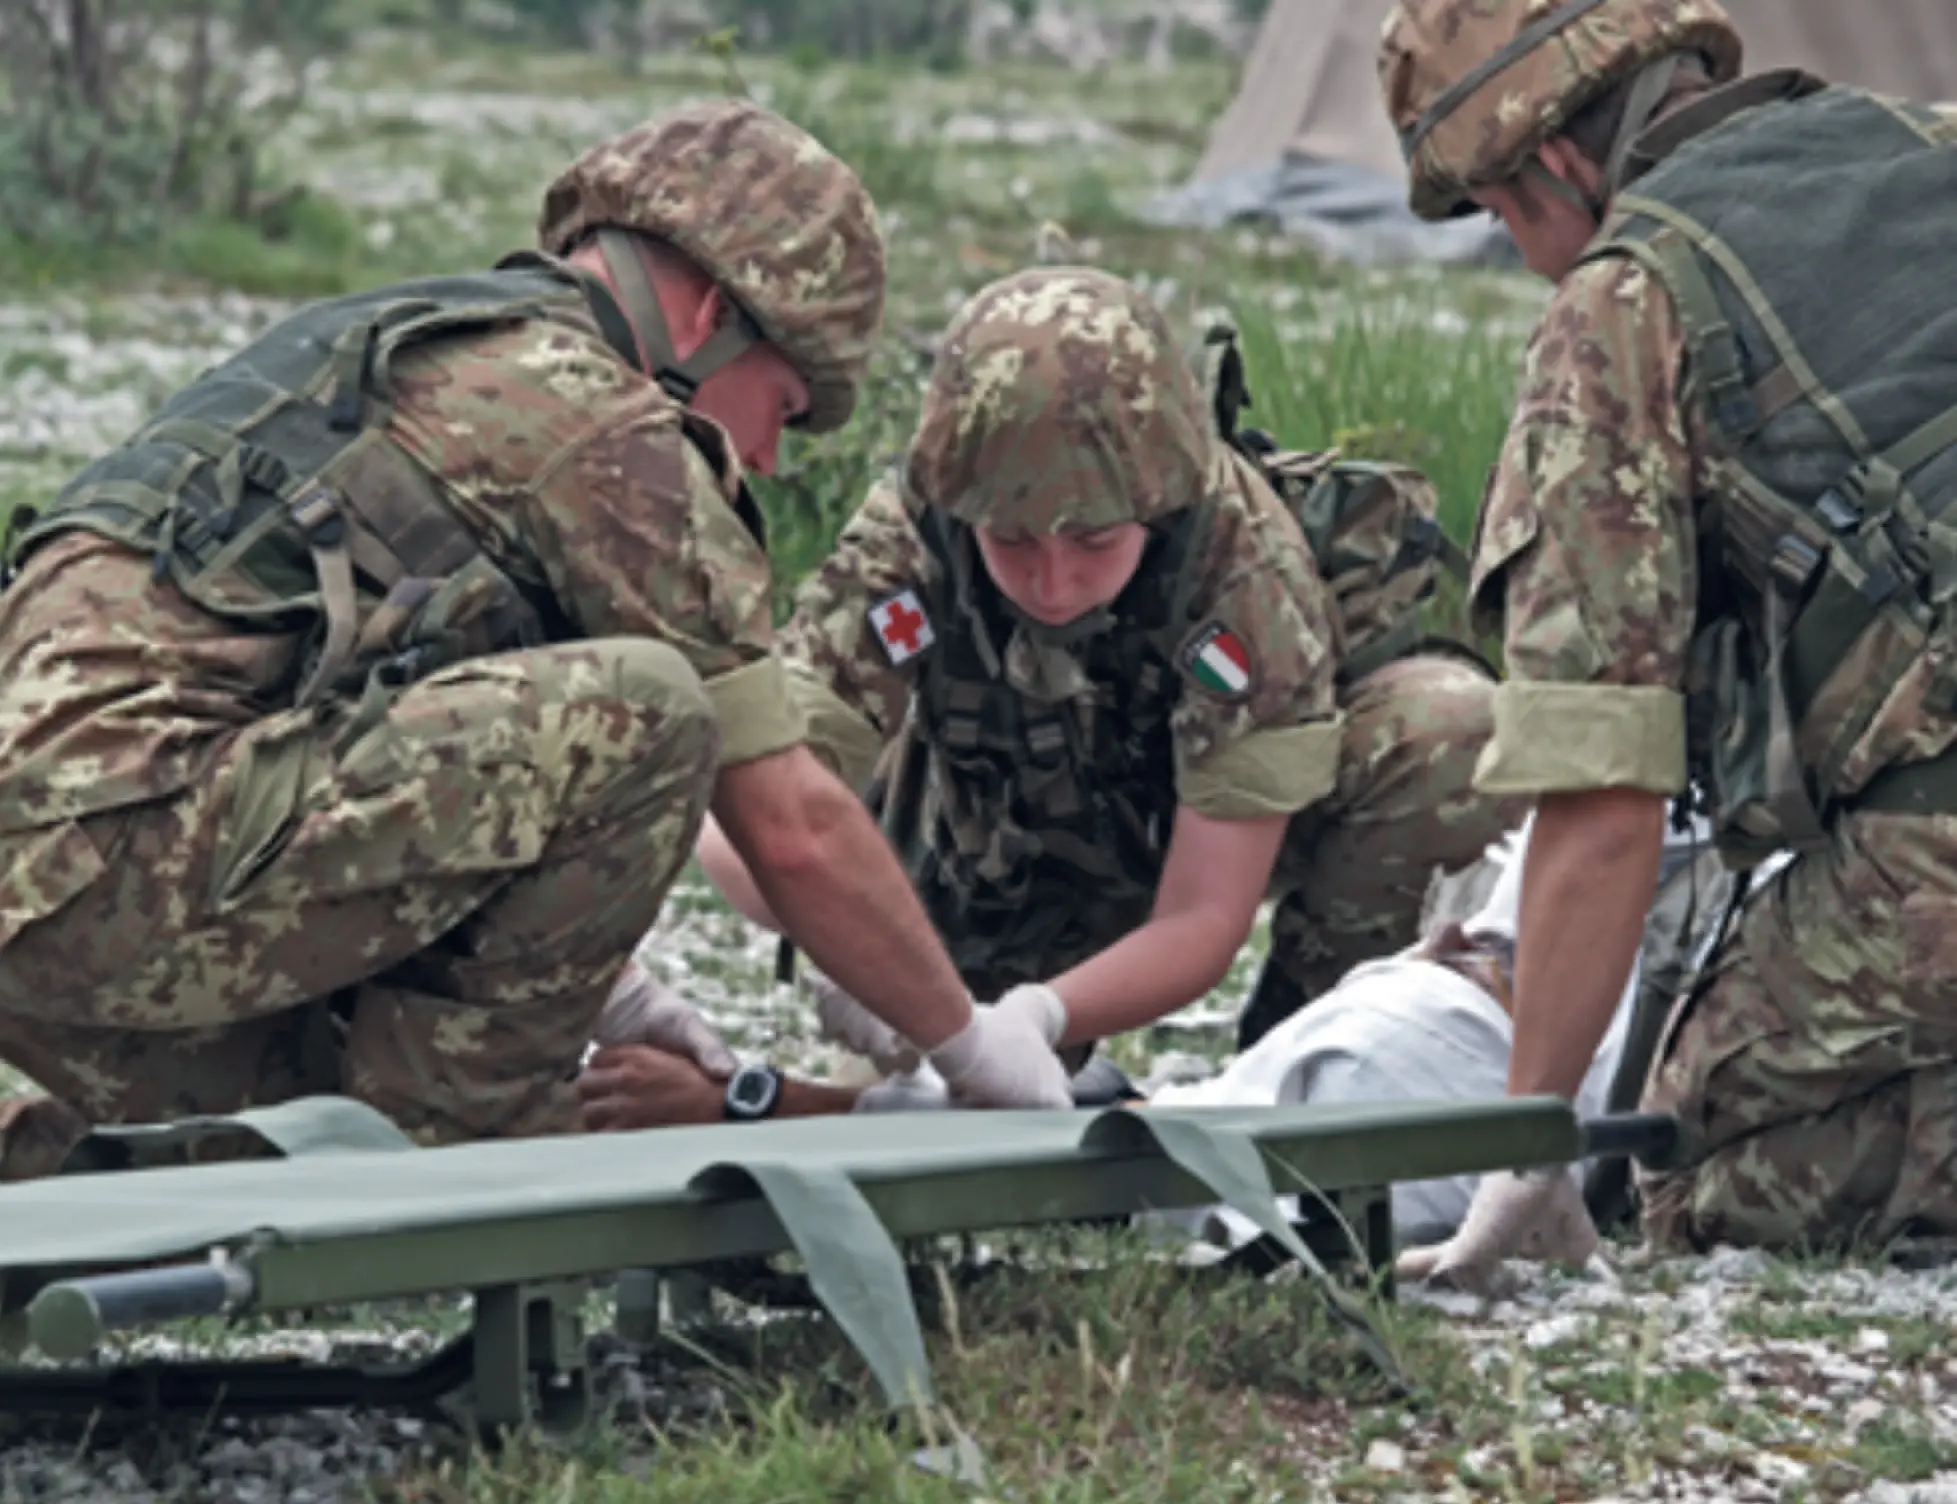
675, 284, 726, 359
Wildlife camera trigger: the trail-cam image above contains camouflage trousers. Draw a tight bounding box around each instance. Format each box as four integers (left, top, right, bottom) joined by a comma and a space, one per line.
0, 639, 718, 1180
1638, 809, 1957, 1251
1240, 653, 1527, 1042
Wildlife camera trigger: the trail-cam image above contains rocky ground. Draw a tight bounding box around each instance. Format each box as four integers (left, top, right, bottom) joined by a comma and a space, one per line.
5, 1220, 1957, 1501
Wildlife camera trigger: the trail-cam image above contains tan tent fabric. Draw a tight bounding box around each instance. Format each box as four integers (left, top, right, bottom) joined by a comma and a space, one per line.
1191, 0, 1957, 185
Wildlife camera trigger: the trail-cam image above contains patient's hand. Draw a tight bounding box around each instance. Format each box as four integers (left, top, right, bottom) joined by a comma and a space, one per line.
578, 1044, 723, 1130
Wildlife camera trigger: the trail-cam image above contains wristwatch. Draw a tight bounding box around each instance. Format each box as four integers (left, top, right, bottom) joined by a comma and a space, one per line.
723, 1062, 784, 1122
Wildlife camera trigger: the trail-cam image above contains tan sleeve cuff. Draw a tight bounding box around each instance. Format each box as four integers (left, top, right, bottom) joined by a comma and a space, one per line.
704, 655, 807, 769
1180, 718, 1345, 819
785, 664, 886, 792
1474, 682, 1687, 795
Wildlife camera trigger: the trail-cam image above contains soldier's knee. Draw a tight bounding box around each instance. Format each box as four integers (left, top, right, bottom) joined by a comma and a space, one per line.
1397, 653, 1498, 736
559, 637, 720, 771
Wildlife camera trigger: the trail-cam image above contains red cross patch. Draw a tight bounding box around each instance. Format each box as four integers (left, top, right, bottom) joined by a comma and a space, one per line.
868, 589, 935, 665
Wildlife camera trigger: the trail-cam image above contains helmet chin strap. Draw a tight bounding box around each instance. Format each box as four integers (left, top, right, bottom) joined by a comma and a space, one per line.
1599, 54, 1685, 198
593, 227, 759, 406
1522, 53, 1685, 221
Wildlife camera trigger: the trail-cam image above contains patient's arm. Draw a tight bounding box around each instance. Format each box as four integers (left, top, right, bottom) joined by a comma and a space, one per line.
577, 1045, 863, 1130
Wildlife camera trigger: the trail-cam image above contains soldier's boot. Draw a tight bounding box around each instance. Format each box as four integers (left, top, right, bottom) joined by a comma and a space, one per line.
0, 1093, 89, 1182
1235, 955, 1310, 1052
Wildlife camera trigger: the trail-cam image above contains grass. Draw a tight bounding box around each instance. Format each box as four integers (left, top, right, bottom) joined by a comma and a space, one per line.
365, 1228, 1443, 1504
1220, 284, 1528, 545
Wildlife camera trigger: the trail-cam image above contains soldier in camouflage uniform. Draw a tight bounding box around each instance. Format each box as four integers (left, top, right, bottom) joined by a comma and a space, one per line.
0, 100, 1077, 1179
1377, 0, 1957, 1284
695, 266, 1518, 1062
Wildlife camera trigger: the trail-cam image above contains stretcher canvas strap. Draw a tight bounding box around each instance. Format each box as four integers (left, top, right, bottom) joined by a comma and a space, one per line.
1080, 1107, 1407, 1391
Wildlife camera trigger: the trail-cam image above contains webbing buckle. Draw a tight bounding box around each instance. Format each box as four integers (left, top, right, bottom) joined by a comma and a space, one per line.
286, 485, 346, 547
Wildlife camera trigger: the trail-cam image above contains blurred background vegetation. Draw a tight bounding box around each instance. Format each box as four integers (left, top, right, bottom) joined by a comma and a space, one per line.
0, 0, 1522, 624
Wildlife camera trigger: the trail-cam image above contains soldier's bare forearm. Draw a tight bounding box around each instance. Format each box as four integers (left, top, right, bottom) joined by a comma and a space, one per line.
1507, 787, 1667, 1100
750, 816, 974, 1050
711, 746, 974, 1051
696, 816, 783, 931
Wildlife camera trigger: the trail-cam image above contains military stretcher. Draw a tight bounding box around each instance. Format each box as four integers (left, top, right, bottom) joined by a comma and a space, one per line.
0, 1094, 1678, 1440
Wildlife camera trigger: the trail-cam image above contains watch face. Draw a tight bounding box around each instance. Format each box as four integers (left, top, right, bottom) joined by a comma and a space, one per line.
726, 1064, 781, 1120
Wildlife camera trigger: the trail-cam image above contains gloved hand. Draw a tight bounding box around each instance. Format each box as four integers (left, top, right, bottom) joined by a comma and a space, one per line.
807, 971, 923, 1077
990, 982, 1070, 1047
850, 1061, 952, 1113
1395, 1167, 1601, 1295
927, 993, 1072, 1109
591, 959, 740, 1081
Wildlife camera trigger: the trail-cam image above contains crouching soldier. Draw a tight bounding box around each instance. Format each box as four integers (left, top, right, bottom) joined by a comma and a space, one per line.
0, 100, 1075, 1180
1377, 0, 1957, 1279
696, 267, 1520, 1065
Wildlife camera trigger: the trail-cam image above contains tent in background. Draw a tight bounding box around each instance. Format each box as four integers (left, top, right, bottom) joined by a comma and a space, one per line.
1143, 0, 1957, 266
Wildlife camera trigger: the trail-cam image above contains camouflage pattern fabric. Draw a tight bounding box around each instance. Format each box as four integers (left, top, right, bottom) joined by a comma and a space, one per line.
906, 267, 1226, 532
1639, 810, 1957, 1249
538, 98, 885, 434
1464, 165, 1957, 1250
783, 460, 1348, 998
780, 265, 1512, 1015
1378, 0, 1744, 221
1466, 255, 1704, 802
1262, 654, 1528, 1003
0, 631, 717, 1164
0, 228, 815, 1170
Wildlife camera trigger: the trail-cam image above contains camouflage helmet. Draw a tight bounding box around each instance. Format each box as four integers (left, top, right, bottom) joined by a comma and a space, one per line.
537, 98, 885, 433
1379, 0, 1744, 221
906, 267, 1223, 534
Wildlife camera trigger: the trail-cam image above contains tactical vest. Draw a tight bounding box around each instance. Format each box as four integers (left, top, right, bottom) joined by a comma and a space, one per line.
1581, 82, 1957, 862
1202, 326, 1470, 684
871, 486, 1213, 993
1, 253, 666, 717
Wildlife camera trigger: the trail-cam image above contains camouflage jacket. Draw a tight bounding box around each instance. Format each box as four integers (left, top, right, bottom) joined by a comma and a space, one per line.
0, 280, 802, 833
778, 462, 1345, 986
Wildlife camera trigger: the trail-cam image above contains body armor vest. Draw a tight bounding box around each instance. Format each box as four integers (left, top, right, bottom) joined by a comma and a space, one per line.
1583, 81, 1957, 862
2, 253, 688, 715
872, 490, 1213, 994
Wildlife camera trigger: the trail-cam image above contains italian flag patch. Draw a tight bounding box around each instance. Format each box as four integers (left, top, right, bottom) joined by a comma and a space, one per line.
1180, 622, 1253, 697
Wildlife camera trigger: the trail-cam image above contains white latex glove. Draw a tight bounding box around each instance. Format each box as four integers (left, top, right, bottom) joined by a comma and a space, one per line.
807, 972, 923, 1076
850, 1062, 952, 1114
591, 959, 739, 1080
928, 991, 1072, 1109
990, 983, 1070, 1047
1395, 1167, 1601, 1294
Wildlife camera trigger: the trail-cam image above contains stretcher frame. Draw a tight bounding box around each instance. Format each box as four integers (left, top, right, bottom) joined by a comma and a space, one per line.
0, 1094, 1671, 1439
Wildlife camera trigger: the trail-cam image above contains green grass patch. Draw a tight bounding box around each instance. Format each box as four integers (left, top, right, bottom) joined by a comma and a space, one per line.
0, 195, 377, 301
375, 1227, 1433, 1504
1849, 1417, 1957, 1481
1221, 286, 1527, 547
1726, 1305, 1946, 1366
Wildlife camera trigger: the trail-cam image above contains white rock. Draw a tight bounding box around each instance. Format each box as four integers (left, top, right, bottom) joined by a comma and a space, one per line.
1846, 1396, 1889, 1432
1523, 1312, 1588, 1350
1364, 1438, 1407, 1473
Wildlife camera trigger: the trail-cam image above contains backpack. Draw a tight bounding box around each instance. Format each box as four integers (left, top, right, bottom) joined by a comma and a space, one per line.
1200, 323, 1472, 683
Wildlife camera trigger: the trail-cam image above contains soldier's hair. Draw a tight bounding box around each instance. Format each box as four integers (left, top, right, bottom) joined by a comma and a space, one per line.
1558, 50, 1716, 168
